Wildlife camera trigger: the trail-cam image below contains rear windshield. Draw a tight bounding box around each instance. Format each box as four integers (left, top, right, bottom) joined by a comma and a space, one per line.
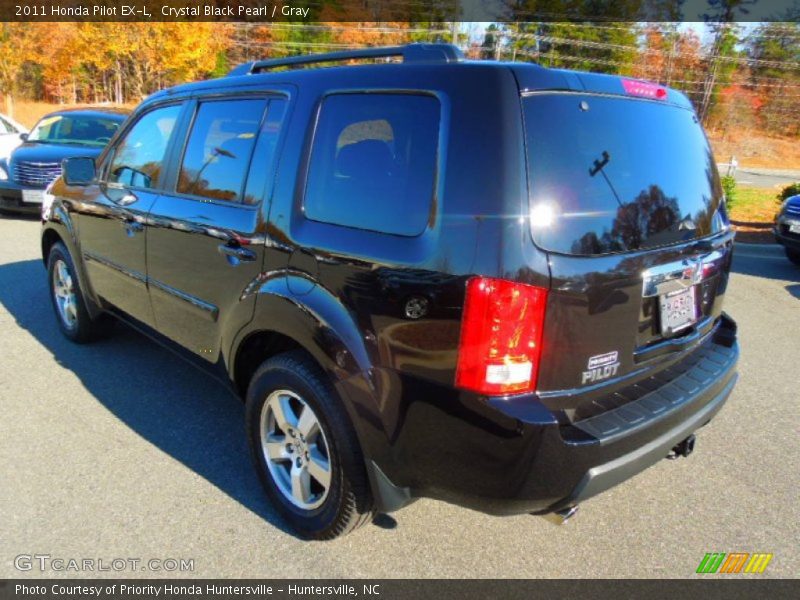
524, 93, 727, 255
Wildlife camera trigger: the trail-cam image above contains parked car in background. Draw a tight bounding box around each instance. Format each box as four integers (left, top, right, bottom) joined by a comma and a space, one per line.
41, 44, 738, 539
0, 112, 28, 164
0, 107, 128, 215
774, 193, 800, 265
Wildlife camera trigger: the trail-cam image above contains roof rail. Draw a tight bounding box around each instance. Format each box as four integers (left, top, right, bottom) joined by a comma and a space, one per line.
227, 43, 463, 77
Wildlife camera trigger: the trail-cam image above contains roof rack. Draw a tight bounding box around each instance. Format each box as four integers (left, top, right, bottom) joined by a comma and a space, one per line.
227, 43, 463, 77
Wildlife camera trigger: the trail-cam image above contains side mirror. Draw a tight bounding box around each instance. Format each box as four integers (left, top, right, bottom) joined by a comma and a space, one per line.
62, 157, 96, 186
19, 132, 27, 141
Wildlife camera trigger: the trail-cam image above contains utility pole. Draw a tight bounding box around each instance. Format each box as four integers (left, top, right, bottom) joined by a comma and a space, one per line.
700, 23, 727, 124
665, 29, 677, 86
450, 0, 459, 47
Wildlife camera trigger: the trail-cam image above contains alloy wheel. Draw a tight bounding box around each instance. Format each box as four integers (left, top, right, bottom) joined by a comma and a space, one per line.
260, 389, 333, 510
52, 259, 78, 331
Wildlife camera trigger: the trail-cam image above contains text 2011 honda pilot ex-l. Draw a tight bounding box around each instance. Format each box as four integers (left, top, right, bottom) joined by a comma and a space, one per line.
41, 44, 738, 539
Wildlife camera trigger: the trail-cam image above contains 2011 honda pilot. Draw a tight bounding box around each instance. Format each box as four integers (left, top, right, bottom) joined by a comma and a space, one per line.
41, 44, 739, 539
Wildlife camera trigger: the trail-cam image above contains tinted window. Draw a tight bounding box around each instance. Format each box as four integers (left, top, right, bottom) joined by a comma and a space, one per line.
177, 99, 267, 203
524, 94, 727, 255
243, 99, 287, 206
108, 105, 181, 189
305, 93, 439, 236
28, 114, 121, 147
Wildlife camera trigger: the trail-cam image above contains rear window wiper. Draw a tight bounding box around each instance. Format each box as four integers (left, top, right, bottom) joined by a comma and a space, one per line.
589, 151, 611, 177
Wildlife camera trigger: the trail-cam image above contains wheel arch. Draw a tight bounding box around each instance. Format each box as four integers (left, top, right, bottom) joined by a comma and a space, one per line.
41, 219, 103, 319
229, 275, 376, 397
228, 274, 385, 473
41, 227, 63, 267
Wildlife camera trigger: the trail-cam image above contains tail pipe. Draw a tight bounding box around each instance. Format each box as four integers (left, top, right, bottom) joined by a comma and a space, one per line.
667, 434, 696, 460
540, 505, 579, 525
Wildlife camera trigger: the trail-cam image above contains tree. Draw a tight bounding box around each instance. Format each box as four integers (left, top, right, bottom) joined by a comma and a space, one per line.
0, 23, 37, 116
700, 22, 742, 124
745, 22, 800, 137
480, 24, 502, 60
33, 23, 83, 104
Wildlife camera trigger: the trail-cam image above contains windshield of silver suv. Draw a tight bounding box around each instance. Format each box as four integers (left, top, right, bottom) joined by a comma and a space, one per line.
27, 113, 121, 147
524, 93, 729, 255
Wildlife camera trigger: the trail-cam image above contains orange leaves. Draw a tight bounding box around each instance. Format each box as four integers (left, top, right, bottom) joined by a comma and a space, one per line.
4, 22, 232, 103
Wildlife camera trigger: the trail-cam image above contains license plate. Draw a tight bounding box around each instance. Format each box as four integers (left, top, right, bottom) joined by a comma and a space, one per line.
789, 223, 800, 234
22, 189, 45, 204
659, 286, 697, 335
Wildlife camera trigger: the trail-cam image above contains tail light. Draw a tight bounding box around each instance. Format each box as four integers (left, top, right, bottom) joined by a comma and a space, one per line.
455, 277, 548, 396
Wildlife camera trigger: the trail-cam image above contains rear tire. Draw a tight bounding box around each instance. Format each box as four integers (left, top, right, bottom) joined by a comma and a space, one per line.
245, 351, 375, 539
47, 242, 112, 343
786, 248, 800, 266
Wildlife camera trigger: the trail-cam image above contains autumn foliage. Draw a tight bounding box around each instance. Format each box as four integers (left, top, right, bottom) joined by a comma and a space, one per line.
0, 20, 797, 140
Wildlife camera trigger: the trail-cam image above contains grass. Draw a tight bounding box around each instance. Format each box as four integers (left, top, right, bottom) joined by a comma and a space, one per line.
728, 185, 782, 243
728, 186, 781, 224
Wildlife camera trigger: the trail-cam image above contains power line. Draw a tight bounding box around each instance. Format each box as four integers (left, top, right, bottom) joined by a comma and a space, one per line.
235, 22, 451, 35
502, 31, 800, 70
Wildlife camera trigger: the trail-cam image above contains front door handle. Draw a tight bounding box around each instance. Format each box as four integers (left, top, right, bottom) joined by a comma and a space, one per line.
123, 217, 143, 236
218, 242, 257, 264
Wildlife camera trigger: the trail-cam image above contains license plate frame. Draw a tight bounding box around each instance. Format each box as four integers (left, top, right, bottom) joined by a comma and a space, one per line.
22, 189, 45, 204
789, 222, 800, 234
659, 286, 698, 335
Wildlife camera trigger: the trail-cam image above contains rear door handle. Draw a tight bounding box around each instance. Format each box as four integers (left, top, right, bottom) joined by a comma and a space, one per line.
218, 242, 256, 263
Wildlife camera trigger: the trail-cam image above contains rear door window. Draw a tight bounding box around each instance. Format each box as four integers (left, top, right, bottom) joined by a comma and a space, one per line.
177, 99, 268, 203
524, 94, 727, 255
243, 99, 287, 206
304, 93, 440, 237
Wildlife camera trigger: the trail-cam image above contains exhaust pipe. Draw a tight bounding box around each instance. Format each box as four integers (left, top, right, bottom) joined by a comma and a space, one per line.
540, 505, 579, 525
667, 434, 696, 460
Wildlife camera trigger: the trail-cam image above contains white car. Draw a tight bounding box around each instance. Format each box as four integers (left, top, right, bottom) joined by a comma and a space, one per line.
0, 112, 28, 162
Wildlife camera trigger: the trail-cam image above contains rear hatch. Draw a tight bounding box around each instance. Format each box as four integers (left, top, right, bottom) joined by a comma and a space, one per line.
520, 79, 733, 420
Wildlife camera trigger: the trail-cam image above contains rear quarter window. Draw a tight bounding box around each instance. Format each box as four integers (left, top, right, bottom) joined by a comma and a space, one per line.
304, 93, 440, 237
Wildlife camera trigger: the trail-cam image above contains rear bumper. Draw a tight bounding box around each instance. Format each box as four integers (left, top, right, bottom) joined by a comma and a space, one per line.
547, 367, 735, 513
358, 314, 739, 516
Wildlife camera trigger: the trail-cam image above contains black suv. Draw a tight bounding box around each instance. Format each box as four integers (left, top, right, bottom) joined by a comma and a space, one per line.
41, 44, 739, 539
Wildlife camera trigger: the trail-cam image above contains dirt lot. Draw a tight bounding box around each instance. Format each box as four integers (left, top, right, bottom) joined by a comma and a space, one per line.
708, 128, 800, 170
11, 100, 133, 129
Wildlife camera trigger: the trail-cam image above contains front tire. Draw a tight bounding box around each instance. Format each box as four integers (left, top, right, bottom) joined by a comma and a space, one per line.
786, 248, 800, 266
47, 242, 110, 343
245, 351, 375, 539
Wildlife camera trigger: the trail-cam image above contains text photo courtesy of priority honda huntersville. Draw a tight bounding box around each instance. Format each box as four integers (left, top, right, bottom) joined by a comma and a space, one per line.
40, 43, 738, 540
